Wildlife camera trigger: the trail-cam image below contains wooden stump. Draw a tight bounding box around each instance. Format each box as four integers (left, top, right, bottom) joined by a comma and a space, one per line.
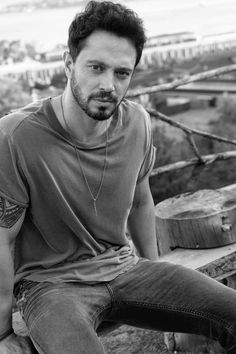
155, 189, 236, 255
164, 331, 225, 354
157, 186, 236, 353
13, 312, 28, 336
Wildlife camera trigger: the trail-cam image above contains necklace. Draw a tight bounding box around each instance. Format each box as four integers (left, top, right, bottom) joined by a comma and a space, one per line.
60, 95, 109, 217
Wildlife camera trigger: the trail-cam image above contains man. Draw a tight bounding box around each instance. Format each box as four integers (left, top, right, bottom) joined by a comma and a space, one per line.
1, 1, 236, 353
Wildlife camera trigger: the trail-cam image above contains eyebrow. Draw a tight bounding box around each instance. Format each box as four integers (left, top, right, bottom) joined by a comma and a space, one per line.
86, 60, 133, 73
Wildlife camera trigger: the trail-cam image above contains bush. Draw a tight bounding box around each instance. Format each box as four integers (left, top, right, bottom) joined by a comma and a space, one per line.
0, 77, 31, 118
150, 124, 193, 204
150, 94, 236, 204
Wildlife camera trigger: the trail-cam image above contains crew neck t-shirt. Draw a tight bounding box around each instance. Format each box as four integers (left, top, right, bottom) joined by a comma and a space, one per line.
0, 97, 156, 284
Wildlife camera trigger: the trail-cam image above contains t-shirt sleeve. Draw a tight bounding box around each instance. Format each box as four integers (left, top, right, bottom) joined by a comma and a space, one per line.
0, 129, 29, 206
137, 111, 156, 183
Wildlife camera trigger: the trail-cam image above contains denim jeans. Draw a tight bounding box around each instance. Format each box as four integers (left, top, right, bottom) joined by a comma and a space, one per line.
14, 259, 236, 353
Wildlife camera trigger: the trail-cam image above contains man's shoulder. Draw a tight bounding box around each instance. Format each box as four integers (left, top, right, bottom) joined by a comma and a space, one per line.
121, 98, 148, 118
120, 99, 151, 130
0, 99, 45, 137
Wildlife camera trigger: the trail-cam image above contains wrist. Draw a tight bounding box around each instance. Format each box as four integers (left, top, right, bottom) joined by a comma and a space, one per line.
0, 328, 14, 342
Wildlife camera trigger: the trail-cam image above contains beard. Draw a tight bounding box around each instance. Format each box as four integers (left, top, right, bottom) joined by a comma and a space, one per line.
70, 72, 120, 121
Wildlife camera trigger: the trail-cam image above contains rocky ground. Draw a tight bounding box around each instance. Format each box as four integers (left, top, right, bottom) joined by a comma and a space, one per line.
101, 325, 170, 354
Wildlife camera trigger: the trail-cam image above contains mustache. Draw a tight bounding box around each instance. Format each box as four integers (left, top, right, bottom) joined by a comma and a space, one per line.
89, 92, 118, 102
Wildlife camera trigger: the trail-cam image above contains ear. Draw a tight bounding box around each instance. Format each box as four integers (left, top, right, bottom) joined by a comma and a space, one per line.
63, 51, 74, 79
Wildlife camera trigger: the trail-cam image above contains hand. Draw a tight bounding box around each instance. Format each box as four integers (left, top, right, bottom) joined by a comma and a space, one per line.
0, 333, 36, 354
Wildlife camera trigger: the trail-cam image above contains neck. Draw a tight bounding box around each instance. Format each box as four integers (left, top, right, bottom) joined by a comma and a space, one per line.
55, 88, 112, 143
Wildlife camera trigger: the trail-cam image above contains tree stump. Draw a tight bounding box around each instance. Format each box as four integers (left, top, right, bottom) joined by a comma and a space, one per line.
156, 187, 236, 353
155, 189, 236, 255
164, 331, 225, 354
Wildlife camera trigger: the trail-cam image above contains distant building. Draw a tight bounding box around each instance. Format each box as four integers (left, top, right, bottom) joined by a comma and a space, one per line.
140, 31, 236, 68
1, 31, 236, 86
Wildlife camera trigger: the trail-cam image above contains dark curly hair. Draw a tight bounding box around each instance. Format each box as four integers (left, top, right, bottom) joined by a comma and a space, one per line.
68, 1, 146, 67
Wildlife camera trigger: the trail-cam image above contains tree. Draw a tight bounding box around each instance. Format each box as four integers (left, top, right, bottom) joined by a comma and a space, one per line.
0, 77, 31, 118
150, 123, 193, 204
51, 71, 67, 90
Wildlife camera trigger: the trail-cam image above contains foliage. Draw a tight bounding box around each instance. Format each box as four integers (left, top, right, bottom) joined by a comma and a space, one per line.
191, 94, 236, 190
0, 77, 31, 118
0, 40, 37, 64
217, 93, 236, 124
150, 124, 193, 204
51, 71, 67, 90
149, 92, 167, 112
211, 94, 236, 152
150, 94, 236, 204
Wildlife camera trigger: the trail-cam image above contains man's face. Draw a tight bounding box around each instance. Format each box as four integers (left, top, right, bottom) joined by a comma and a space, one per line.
66, 30, 137, 121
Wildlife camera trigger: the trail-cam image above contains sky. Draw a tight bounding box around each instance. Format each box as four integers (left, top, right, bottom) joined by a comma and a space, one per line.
1, 0, 236, 10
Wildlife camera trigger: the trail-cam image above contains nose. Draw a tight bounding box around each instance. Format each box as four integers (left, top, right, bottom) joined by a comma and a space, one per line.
99, 71, 115, 93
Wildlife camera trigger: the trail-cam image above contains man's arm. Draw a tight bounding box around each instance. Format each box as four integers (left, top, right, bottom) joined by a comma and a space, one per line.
0, 196, 28, 351
128, 177, 158, 261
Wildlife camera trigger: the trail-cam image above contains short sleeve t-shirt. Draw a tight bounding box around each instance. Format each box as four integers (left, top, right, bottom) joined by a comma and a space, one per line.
0, 97, 156, 284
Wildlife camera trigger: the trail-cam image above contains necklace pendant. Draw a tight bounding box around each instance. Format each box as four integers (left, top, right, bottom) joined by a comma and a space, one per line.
93, 200, 98, 217
60, 96, 108, 219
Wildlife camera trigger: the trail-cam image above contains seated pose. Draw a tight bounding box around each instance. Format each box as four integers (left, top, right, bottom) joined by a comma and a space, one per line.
0, 1, 236, 353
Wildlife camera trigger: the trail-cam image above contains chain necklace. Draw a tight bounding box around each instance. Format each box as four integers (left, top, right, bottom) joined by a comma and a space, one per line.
60, 95, 109, 217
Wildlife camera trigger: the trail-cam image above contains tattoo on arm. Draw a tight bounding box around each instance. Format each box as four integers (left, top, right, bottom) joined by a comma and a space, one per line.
0, 197, 25, 228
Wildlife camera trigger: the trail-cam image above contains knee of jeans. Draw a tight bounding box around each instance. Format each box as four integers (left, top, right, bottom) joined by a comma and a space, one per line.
24, 286, 93, 333
21, 283, 68, 326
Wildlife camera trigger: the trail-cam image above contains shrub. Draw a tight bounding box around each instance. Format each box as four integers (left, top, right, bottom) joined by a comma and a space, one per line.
0, 77, 31, 118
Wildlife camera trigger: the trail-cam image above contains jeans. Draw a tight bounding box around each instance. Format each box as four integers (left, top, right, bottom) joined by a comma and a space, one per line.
14, 259, 236, 354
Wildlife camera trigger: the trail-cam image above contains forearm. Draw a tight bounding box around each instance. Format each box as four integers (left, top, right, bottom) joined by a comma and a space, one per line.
0, 251, 33, 354
0, 201, 26, 338
0, 244, 14, 335
128, 199, 158, 261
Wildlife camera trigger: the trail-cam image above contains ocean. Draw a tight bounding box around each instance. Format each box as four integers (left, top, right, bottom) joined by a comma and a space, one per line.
0, 0, 236, 50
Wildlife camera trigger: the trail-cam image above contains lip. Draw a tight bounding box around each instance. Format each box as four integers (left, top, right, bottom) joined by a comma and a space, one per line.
93, 98, 115, 103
